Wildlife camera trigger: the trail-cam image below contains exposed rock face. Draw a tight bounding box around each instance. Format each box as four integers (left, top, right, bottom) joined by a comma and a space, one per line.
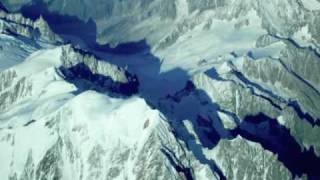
0, 12, 214, 180
59, 45, 139, 95
255, 34, 280, 48
0, 91, 216, 180
0, 42, 139, 113
0, 11, 61, 43
238, 55, 320, 119
188, 56, 320, 158
0, 1, 320, 180
206, 136, 293, 180
2, 0, 320, 49
191, 72, 282, 120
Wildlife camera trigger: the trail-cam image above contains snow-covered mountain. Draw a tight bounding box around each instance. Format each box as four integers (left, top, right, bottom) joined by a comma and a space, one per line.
0, 0, 320, 179
0, 11, 216, 180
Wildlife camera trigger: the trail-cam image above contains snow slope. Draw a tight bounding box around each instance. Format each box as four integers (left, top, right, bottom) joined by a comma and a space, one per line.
1, 1, 320, 179
0, 48, 218, 179
301, 0, 320, 11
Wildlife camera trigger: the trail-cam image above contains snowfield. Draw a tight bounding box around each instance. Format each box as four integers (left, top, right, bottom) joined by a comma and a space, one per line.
1, 0, 320, 179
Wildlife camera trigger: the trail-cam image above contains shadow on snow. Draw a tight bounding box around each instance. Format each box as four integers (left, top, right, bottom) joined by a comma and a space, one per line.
7, 2, 320, 179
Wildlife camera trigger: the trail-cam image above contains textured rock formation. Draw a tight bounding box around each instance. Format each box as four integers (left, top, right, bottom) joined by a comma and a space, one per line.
0, 10, 61, 43
0, 1, 320, 179
207, 136, 293, 180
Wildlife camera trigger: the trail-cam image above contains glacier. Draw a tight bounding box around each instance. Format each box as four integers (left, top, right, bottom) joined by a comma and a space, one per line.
0, 0, 320, 179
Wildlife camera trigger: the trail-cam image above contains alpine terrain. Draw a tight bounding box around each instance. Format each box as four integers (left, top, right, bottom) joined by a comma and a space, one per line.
0, 0, 320, 179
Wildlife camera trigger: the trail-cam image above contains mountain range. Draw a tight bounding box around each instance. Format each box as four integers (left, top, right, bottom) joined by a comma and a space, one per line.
0, 0, 320, 179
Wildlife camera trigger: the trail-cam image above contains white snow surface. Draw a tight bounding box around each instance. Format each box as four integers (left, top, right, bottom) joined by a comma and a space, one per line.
0, 90, 165, 179
0, 34, 39, 71
301, 0, 320, 10
0, 2, 316, 179
0, 44, 171, 179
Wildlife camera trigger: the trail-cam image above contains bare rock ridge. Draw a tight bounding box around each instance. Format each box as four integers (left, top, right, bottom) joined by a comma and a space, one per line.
0, 0, 320, 179
0, 10, 61, 43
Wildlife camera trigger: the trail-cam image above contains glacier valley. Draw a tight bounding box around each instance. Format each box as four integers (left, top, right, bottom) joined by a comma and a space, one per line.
0, 0, 320, 179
